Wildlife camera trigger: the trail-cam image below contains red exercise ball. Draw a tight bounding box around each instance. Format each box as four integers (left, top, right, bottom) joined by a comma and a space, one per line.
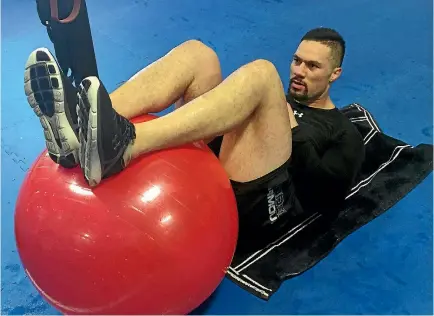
14, 114, 238, 315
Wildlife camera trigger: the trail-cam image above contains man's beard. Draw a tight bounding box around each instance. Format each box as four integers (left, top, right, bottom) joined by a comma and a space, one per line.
287, 80, 328, 105
287, 84, 309, 102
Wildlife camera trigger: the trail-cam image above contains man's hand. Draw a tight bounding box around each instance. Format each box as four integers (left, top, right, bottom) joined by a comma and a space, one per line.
287, 102, 299, 128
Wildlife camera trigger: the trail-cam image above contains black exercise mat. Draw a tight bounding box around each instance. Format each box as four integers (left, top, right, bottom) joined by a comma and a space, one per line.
225, 103, 433, 300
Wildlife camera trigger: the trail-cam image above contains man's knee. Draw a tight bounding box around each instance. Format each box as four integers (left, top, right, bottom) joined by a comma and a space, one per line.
180, 40, 221, 74
249, 59, 280, 79
242, 59, 283, 94
243, 59, 285, 105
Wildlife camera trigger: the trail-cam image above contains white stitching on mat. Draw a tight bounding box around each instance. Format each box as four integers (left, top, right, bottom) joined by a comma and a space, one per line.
235, 214, 322, 273
346, 145, 411, 199
242, 274, 273, 292
226, 269, 270, 298
356, 103, 381, 132
233, 213, 320, 272
350, 117, 367, 123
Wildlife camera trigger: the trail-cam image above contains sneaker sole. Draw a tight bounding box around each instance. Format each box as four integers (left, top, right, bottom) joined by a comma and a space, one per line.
24, 48, 79, 168
77, 78, 102, 186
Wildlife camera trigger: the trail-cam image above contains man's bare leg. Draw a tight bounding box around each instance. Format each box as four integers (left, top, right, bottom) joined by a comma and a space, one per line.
131, 60, 291, 181
109, 40, 223, 119
77, 59, 291, 185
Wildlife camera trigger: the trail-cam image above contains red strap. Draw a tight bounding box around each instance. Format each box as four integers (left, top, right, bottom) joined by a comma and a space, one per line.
50, 0, 81, 24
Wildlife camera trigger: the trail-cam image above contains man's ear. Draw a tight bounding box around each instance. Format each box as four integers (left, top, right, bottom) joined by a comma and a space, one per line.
330, 67, 342, 83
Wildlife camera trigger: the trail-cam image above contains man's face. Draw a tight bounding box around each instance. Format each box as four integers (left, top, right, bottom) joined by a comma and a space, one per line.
288, 40, 341, 102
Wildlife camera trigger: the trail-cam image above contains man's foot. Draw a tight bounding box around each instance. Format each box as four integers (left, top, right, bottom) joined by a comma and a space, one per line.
77, 77, 136, 186
24, 48, 80, 168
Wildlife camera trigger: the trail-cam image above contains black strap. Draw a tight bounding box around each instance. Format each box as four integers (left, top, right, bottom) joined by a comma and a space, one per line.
50, 0, 81, 23
35, 0, 99, 86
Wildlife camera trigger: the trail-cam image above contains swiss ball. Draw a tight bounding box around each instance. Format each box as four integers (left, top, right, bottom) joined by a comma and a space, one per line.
14, 114, 239, 315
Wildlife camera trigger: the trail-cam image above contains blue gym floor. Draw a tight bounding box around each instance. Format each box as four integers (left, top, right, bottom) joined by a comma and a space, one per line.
2, 0, 433, 314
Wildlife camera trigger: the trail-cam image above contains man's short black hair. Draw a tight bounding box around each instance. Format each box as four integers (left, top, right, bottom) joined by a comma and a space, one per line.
301, 27, 346, 68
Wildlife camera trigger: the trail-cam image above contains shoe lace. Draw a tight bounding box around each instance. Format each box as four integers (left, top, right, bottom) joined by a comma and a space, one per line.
112, 113, 136, 152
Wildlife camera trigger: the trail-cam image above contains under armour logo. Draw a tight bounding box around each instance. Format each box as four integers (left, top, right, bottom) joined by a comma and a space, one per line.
294, 110, 304, 118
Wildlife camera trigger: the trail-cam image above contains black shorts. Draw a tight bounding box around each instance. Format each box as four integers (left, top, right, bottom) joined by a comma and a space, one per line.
208, 136, 304, 251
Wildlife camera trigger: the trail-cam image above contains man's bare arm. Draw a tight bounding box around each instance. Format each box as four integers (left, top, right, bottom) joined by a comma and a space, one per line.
287, 102, 299, 128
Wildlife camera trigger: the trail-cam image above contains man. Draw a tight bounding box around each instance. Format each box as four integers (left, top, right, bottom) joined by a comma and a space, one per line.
24, 27, 364, 249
